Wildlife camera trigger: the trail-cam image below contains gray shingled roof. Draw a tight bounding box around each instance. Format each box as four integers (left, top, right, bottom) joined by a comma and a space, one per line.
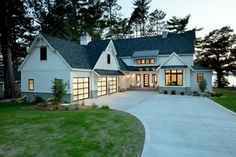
41, 33, 92, 69
132, 50, 159, 57
40, 31, 195, 70
113, 31, 195, 57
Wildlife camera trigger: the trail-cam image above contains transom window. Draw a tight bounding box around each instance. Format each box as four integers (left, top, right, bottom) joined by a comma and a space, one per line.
28, 79, 34, 91
40, 47, 47, 60
197, 73, 204, 82
73, 77, 89, 101
136, 58, 155, 64
165, 69, 183, 86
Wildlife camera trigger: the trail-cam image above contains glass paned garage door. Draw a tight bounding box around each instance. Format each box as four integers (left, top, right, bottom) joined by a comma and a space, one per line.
97, 77, 107, 96
73, 77, 89, 101
108, 77, 117, 94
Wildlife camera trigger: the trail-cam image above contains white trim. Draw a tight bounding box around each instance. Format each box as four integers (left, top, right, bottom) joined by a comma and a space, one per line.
71, 68, 92, 72
19, 33, 72, 71
156, 52, 193, 71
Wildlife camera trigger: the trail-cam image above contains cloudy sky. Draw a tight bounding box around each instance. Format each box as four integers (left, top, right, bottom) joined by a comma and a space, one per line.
118, 0, 236, 37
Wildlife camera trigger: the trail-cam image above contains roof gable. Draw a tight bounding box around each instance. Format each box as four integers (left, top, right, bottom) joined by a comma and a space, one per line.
41, 33, 91, 69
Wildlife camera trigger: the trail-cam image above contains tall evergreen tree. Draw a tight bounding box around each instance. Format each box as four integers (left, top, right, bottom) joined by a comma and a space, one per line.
149, 9, 166, 35
131, 0, 151, 36
0, 0, 37, 98
195, 26, 236, 87
167, 15, 190, 33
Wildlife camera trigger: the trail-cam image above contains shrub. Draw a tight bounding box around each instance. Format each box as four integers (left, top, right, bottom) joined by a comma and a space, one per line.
164, 90, 168, 94
211, 92, 223, 97
34, 96, 45, 104
171, 90, 176, 95
198, 79, 207, 92
180, 91, 185, 95
51, 79, 67, 104
100, 105, 110, 110
193, 91, 200, 96
91, 103, 98, 109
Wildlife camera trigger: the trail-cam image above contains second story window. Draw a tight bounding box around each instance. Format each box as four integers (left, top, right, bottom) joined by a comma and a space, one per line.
40, 47, 47, 60
136, 58, 155, 64
107, 54, 111, 64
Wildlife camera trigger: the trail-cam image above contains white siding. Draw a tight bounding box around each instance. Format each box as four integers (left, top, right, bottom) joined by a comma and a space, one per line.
21, 38, 71, 94
190, 71, 213, 92
94, 42, 119, 70
163, 55, 185, 66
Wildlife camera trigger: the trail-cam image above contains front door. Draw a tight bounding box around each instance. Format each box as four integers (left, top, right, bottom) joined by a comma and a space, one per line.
143, 74, 149, 87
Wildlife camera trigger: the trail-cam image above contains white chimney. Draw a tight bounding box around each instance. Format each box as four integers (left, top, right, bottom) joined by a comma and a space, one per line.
80, 32, 91, 45
162, 31, 168, 38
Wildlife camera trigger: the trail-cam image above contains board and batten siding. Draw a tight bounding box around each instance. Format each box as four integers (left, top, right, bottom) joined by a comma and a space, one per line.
21, 39, 71, 94
190, 71, 213, 92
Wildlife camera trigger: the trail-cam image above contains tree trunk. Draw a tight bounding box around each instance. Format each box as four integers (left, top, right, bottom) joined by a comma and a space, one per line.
2, 1, 16, 98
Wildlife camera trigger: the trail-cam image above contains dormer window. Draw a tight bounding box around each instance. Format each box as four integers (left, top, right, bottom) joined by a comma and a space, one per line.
136, 58, 155, 64
40, 47, 47, 60
107, 54, 111, 64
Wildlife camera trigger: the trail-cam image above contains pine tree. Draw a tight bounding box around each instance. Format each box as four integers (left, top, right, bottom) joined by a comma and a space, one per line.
167, 15, 190, 33
131, 0, 152, 36
149, 9, 166, 35
0, 0, 37, 98
195, 26, 236, 87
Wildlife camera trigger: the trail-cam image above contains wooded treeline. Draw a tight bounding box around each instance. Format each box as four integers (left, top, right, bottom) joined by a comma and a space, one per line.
0, 0, 235, 97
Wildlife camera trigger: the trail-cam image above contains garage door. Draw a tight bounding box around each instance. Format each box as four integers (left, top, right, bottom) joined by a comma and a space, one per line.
73, 77, 89, 101
108, 77, 117, 94
97, 77, 107, 96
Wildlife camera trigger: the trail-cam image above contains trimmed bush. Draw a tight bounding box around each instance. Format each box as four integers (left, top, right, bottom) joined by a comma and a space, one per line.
164, 90, 168, 94
193, 91, 200, 96
171, 90, 176, 95
180, 91, 185, 95
34, 96, 45, 104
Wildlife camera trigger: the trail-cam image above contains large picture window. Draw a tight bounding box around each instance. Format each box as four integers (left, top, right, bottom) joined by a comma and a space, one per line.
165, 69, 183, 86
73, 77, 89, 101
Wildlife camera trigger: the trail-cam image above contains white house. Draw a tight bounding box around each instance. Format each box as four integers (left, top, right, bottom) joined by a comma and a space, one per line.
19, 31, 212, 102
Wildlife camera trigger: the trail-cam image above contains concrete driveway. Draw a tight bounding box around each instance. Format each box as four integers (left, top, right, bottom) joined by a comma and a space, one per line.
86, 91, 236, 157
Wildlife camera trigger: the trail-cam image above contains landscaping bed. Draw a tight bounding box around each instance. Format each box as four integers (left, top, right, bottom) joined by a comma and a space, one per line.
0, 103, 145, 157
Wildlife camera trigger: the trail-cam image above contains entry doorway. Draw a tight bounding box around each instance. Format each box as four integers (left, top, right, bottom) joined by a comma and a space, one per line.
143, 74, 149, 87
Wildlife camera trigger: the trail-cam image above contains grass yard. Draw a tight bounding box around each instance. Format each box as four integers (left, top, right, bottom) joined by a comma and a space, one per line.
0, 103, 144, 157
212, 87, 236, 112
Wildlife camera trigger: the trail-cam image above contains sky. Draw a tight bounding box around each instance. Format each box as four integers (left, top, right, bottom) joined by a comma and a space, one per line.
118, 0, 236, 37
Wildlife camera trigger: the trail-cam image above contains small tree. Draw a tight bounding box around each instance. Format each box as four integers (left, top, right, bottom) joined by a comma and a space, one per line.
51, 79, 67, 104
198, 79, 207, 92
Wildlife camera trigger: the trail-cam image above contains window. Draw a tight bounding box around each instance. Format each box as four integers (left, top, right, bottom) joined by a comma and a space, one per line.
73, 77, 89, 101
28, 79, 34, 91
165, 69, 183, 86
197, 73, 204, 82
97, 77, 107, 96
107, 54, 111, 64
135, 58, 155, 65
40, 47, 47, 60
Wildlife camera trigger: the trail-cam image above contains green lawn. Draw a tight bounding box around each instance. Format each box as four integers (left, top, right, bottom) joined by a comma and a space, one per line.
212, 87, 236, 112
0, 103, 144, 157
